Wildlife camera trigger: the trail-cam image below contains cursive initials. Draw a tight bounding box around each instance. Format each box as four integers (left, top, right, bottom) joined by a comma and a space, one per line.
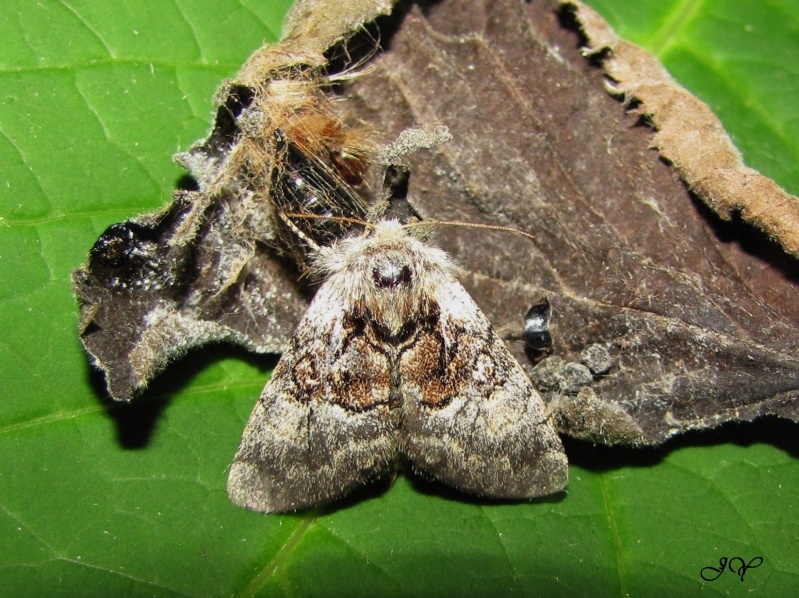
700, 556, 763, 582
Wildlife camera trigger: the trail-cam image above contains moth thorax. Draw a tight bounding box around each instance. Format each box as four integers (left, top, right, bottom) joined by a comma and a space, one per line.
361, 252, 426, 338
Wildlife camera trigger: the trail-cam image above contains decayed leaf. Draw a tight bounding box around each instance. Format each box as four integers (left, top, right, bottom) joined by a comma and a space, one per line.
341, 0, 799, 443
72, 0, 395, 401
73, 0, 798, 447
568, 0, 799, 259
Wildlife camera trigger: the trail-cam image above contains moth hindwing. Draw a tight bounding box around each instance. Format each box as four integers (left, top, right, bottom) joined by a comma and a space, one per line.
228, 220, 567, 512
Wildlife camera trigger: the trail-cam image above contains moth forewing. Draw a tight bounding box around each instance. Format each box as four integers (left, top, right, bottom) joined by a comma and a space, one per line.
228, 276, 398, 513
399, 279, 568, 498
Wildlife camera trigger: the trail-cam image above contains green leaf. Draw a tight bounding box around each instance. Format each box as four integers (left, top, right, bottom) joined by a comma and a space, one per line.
1, 1, 796, 596
584, 0, 799, 196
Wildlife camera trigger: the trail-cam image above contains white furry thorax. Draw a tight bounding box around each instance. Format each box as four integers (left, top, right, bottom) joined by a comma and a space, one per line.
314, 220, 454, 337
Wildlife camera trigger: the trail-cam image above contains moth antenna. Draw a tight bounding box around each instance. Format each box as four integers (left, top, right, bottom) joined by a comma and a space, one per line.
403, 220, 538, 244
281, 212, 374, 232
276, 211, 323, 253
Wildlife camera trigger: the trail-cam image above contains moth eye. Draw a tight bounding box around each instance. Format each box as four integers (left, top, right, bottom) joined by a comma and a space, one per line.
372, 264, 412, 289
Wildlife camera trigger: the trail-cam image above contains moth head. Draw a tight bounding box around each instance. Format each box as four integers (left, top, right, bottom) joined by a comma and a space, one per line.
371, 257, 412, 290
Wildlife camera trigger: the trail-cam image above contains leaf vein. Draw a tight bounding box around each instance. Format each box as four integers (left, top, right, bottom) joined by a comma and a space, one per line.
648, 0, 705, 56
55, 0, 115, 59
599, 474, 628, 597
172, 0, 206, 63
240, 516, 315, 597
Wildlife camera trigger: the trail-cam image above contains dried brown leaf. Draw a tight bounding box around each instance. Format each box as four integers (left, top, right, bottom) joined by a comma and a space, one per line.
73, 0, 799, 448
568, 0, 799, 259
342, 0, 799, 443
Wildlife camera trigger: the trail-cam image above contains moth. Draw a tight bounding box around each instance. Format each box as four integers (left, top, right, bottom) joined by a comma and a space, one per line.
228, 210, 568, 513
